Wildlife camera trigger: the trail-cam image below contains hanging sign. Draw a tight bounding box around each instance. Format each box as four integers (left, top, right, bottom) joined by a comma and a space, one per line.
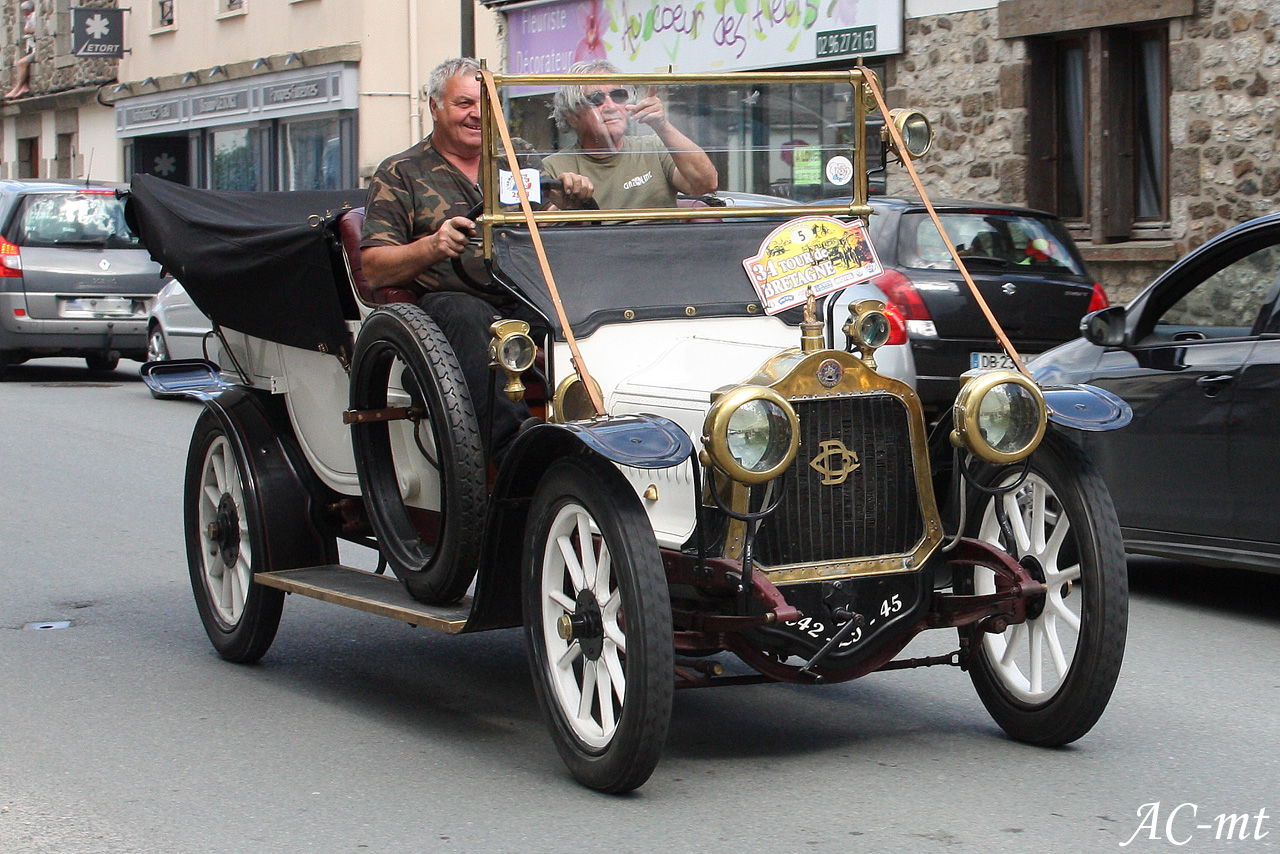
71, 7, 125, 58
743, 216, 882, 315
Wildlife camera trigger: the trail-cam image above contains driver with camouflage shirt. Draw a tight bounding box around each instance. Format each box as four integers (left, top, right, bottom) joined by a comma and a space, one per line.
361, 57, 591, 461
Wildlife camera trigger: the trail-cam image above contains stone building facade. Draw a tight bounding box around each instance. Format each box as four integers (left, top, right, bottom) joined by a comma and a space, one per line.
1, 0, 120, 179
884, 0, 1277, 300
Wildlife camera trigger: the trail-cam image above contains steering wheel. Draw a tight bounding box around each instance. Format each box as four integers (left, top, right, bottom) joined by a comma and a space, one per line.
451, 178, 599, 294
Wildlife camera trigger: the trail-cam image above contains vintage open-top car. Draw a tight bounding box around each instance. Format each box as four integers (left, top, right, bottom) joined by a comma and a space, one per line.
132, 67, 1131, 793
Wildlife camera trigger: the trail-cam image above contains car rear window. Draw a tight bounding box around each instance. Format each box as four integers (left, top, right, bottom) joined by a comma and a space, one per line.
897, 211, 1086, 275
10, 191, 141, 249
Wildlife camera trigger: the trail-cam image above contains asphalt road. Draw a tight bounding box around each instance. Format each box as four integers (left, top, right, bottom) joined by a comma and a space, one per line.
1, 359, 1277, 853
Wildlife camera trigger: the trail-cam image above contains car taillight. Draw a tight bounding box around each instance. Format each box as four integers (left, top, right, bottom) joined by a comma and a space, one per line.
883, 303, 908, 346
0, 237, 21, 278
1087, 282, 1110, 313
873, 268, 932, 321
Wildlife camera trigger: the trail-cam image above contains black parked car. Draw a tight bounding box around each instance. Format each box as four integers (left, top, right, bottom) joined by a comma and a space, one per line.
860, 197, 1109, 416
1033, 212, 1280, 572
0, 180, 166, 377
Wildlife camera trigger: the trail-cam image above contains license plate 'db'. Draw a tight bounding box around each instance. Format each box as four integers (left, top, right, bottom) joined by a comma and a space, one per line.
970, 352, 1016, 370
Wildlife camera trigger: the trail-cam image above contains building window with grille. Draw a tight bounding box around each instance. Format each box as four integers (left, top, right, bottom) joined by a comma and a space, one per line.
218, 0, 246, 15
1026, 26, 1168, 242
154, 0, 174, 29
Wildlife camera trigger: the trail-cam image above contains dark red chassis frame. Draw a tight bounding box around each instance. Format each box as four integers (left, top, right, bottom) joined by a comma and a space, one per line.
660, 537, 1042, 688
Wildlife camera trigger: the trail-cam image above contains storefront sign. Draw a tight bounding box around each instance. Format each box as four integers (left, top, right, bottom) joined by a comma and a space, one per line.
193, 91, 249, 117
263, 78, 328, 106
506, 0, 901, 74
124, 100, 182, 127
71, 8, 125, 58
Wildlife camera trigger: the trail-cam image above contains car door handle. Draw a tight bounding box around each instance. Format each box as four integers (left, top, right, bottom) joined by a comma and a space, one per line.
1195, 374, 1236, 396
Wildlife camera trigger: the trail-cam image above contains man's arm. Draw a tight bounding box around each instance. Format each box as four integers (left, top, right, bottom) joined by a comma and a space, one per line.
629, 87, 718, 196
361, 216, 474, 290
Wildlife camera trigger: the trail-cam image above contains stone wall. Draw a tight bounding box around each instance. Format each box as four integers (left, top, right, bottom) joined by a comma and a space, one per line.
884, 10, 1026, 206
1172, 0, 1278, 253
880, 1, 1278, 301
2, 0, 117, 99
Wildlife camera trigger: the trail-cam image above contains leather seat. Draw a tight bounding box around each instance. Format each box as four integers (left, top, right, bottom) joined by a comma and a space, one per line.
337, 207, 420, 305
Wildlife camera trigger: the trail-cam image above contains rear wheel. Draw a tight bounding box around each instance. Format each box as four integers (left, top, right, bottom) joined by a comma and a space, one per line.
962, 429, 1127, 745
523, 455, 673, 793
349, 303, 486, 604
185, 411, 283, 663
86, 353, 119, 372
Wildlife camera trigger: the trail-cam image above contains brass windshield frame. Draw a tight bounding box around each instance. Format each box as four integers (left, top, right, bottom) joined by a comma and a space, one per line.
477, 68, 877, 258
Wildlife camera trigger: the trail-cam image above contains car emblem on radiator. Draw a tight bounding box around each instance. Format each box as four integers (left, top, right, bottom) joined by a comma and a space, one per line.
1001, 282, 1016, 295
809, 439, 860, 485
816, 358, 843, 388
99, 259, 111, 271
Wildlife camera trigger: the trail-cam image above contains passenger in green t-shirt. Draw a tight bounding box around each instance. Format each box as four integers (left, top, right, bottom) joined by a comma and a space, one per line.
542, 60, 718, 211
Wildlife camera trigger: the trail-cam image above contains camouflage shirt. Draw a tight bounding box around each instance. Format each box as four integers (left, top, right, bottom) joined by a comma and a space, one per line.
361, 134, 486, 297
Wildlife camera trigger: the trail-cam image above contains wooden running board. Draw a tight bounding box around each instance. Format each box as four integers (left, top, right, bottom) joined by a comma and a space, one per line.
255, 565, 471, 633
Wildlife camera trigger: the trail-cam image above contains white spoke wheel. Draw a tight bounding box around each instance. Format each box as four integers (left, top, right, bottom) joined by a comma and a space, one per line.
524, 456, 673, 793
184, 407, 334, 663
962, 429, 1128, 746
185, 411, 282, 662
350, 303, 486, 605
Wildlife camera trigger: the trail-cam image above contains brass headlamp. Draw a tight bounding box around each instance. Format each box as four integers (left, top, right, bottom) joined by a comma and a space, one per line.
488, 319, 537, 402
702, 385, 799, 484
843, 298, 892, 370
884, 109, 933, 159
951, 369, 1047, 464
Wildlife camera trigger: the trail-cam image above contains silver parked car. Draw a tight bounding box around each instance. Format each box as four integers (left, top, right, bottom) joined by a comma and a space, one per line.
147, 278, 219, 363
0, 180, 168, 377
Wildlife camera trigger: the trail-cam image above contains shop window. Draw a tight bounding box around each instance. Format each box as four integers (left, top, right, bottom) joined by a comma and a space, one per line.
154, 0, 175, 28
1027, 27, 1168, 242
211, 126, 265, 190
282, 116, 352, 190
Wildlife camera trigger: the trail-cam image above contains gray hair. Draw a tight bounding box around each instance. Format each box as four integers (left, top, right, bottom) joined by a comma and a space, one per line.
426, 57, 482, 110
551, 60, 632, 132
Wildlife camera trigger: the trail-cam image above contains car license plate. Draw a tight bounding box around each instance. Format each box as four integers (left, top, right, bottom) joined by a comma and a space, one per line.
59, 296, 137, 318
970, 351, 1016, 370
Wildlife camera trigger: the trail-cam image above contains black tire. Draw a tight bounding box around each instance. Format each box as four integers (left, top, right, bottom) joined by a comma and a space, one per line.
86, 353, 119, 372
523, 455, 673, 793
184, 410, 284, 663
147, 324, 170, 362
961, 428, 1128, 746
349, 303, 486, 604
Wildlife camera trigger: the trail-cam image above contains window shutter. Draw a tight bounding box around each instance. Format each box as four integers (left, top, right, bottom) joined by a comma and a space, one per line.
1099, 30, 1135, 239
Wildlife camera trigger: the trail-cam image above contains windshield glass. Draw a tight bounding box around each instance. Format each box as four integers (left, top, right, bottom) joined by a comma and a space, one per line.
13, 191, 141, 249
498, 78, 880, 207
896, 211, 1085, 275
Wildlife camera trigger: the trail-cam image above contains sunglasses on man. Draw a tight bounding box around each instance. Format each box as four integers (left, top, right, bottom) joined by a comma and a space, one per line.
583, 88, 632, 107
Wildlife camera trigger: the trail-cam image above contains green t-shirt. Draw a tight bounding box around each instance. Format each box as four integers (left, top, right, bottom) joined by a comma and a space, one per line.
542, 134, 678, 211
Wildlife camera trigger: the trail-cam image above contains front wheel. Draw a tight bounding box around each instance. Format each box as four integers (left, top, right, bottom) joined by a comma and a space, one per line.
147, 324, 170, 362
523, 455, 673, 793
962, 429, 1128, 746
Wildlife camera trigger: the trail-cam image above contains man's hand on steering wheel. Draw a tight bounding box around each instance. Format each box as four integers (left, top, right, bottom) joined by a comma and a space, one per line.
432, 216, 475, 260
547, 172, 595, 210
451, 177, 600, 293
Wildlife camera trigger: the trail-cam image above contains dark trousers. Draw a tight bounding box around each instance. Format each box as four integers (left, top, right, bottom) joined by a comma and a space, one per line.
418, 291, 540, 461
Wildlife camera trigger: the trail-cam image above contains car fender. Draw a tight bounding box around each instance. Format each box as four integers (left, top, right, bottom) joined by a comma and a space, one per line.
193, 386, 337, 570
466, 414, 694, 632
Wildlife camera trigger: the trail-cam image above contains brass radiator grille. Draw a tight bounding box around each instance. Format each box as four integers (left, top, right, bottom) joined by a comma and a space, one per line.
754, 394, 924, 567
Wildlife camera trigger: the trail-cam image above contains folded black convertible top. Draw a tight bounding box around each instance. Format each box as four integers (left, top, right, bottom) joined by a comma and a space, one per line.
127, 173, 366, 355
